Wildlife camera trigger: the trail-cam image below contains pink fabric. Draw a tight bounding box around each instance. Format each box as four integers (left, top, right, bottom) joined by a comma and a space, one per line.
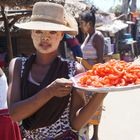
0, 109, 22, 140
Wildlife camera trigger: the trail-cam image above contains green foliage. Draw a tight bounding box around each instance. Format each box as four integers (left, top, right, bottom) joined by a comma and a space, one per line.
109, 4, 122, 14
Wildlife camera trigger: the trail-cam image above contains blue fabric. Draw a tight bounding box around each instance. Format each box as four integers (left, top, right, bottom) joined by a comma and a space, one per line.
70, 45, 83, 58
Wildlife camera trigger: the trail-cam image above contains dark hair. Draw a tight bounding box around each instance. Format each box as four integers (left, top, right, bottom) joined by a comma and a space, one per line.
79, 6, 96, 27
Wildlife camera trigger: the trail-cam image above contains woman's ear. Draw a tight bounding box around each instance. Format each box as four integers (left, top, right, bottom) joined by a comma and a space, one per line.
60, 32, 64, 40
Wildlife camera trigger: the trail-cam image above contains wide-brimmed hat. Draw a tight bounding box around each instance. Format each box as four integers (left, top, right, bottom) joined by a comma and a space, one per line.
15, 2, 78, 35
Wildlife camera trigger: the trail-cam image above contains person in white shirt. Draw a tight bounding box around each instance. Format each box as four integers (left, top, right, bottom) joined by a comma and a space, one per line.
0, 68, 8, 109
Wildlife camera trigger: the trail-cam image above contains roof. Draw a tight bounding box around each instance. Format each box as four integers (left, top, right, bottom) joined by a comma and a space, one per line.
0, 0, 89, 33
96, 20, 128, 34
1, 0, 128, 34
0, 0, 64, 7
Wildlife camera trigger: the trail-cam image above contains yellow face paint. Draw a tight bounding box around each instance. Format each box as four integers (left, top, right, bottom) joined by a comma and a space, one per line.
31, 30, 63, 54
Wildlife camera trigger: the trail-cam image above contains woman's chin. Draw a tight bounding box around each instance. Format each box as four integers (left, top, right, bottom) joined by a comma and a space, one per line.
38, 49, 57, 54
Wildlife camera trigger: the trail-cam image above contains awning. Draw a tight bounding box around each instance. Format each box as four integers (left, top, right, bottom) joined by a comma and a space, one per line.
96, 20, 128, 34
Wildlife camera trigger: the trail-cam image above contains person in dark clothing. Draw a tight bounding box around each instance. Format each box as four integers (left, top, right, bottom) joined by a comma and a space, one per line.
7, 2, 107, 139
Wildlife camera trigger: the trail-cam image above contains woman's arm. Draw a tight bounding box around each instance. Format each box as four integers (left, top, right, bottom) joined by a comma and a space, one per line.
93, 32, 104, 63
70, 62, 107, 131
7, 58, 54, 121
70, 91, 107, 131
8, 58, 72, 122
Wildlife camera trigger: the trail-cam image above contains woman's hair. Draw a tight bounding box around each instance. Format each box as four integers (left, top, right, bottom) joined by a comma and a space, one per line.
79, 6, 97, 27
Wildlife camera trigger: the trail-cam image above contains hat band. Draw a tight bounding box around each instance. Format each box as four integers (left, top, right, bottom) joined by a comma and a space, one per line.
31, 16, 67, 26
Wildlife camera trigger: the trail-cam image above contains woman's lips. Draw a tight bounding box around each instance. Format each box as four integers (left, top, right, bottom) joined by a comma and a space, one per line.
40, 42, 51, 49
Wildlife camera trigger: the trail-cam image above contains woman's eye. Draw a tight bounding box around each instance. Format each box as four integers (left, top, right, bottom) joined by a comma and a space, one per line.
50, 31, 57, 34
35, 30, 42, 34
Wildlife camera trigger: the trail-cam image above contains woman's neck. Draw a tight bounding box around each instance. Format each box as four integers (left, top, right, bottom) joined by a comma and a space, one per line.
88, 28, 95, 36
86, 28, 95, 42
35, 51, 57, 66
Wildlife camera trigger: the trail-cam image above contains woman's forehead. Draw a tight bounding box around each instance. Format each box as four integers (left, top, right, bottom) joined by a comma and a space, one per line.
33, 30, 62, 32
33, 30, 51, 32
32, 30, 63, 34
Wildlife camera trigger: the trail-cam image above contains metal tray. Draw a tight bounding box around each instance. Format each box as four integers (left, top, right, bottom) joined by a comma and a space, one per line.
71, 73, 140, 93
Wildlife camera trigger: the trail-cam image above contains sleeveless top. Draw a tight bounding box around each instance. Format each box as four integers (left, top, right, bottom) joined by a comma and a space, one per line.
81, 33, 97, 60
19, 56, 85, 140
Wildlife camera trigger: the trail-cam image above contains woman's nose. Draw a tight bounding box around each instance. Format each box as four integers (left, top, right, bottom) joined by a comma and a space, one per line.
41, 32, 50, 40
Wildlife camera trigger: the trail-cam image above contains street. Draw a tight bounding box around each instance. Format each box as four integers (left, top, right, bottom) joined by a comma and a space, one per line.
99, 88, 140, 140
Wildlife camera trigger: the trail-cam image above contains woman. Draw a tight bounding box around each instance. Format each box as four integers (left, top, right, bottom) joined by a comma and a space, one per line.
7, 2, 107, 139
78, 9, 104, 65
78, 8, 105, 140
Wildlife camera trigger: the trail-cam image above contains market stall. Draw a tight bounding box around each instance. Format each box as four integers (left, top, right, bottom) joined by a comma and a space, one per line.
96, 17, 139, 62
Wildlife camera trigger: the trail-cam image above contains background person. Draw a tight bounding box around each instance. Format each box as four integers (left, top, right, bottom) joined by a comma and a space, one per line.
63, 34, 83, 59
0, 67, 22, 140
77, 7, 105, 140
0, 67, 8, 109
7, 2, 107, 139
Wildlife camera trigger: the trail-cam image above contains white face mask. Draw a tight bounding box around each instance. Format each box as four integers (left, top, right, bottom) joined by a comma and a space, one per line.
31, 30, 63, 54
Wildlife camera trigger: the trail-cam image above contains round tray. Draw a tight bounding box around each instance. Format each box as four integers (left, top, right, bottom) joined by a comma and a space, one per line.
71, 73, 140, 93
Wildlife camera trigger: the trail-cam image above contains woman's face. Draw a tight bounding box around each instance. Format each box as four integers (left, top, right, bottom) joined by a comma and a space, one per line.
79, 20, 90, 34
31, 30, 64, 54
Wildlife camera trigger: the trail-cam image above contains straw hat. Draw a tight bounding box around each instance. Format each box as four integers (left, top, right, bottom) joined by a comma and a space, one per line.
15, 2, 78, 35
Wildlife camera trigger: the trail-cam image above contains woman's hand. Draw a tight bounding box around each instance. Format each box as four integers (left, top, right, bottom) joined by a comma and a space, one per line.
46, 78, 73, 97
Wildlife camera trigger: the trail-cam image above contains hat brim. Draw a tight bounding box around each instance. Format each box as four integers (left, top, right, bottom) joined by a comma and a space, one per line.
15, 21, 77, 35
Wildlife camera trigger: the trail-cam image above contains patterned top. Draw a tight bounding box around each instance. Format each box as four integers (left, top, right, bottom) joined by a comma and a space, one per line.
20, 97, 72, 139
19, 57, 84, 140
81, 33, 97, 60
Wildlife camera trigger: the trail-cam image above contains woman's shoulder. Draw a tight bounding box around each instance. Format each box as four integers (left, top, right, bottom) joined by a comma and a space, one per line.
75, 61, 85, 75
93, 31, 104, 43
8, 57, 28, 79
60, 57, 85, 76
95, 31, 104, 38
9, 57, 25, 68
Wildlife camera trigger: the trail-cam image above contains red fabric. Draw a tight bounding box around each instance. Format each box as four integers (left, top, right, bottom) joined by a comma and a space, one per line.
0, 109, 22, 140
66, 38, 80, 48
0, 53, 6, 67
0, 60, 5, 67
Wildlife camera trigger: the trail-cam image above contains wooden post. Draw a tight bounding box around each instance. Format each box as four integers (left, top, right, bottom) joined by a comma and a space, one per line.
1, 6, 13, 62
